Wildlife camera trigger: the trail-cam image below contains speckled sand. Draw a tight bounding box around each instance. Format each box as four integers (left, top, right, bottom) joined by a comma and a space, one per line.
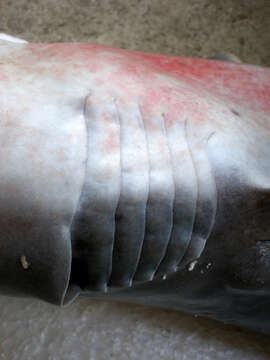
1, 296, 270, 360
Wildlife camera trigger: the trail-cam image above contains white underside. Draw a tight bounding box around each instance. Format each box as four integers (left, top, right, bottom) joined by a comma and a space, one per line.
0, 33, 28, 43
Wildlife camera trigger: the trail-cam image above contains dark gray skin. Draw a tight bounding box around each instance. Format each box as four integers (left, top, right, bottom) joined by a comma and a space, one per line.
78, 139, 270, 335
90, 180, 270, 334
0, 37, 270, 335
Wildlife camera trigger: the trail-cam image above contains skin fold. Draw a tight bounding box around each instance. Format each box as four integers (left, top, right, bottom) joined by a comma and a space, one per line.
0, 35, 270, 334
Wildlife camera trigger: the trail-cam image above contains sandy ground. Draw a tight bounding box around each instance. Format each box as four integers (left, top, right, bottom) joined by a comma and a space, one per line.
0, 0, 269, 66
0, 1, 270, 359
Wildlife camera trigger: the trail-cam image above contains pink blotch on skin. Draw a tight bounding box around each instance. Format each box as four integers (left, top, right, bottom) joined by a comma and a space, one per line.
100, 111, 119, 153
11, 42, 270, 116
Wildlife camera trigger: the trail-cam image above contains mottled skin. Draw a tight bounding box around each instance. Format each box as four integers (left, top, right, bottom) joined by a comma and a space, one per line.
0, 36, 270, 334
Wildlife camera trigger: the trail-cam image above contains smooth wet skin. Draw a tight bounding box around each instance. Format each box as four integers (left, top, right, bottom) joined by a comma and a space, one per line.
0, 36, 270, 334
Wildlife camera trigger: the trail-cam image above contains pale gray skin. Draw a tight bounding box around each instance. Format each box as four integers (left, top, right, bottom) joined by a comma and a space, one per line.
0, 35, 270, 335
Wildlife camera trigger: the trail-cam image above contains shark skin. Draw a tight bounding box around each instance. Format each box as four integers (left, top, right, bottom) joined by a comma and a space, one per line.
0, 35, 270, 334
